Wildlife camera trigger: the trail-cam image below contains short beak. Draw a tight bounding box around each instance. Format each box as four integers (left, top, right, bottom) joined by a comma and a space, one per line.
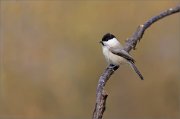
99, 41, 104, 46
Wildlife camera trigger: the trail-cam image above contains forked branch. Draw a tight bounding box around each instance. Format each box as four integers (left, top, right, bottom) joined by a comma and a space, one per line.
92, 5, 180, 119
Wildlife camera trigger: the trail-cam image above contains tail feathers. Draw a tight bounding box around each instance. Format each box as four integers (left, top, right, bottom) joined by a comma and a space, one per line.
128, 61, 144, 80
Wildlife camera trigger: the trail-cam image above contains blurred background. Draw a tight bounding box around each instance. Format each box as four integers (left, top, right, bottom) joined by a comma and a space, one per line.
0, 1, 180, 119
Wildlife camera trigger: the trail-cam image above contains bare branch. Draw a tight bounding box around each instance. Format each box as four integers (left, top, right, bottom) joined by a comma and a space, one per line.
124, 5, 180, 52
92, 5, 180, 119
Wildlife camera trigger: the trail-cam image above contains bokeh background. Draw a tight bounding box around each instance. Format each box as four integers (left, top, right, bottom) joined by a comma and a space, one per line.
0, 1, 180, 119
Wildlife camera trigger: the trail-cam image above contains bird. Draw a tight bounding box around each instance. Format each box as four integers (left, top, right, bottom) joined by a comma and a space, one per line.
99, 33, 144, 80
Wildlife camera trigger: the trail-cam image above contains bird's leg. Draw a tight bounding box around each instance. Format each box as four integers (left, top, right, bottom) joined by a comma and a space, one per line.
108, 64, 119, 71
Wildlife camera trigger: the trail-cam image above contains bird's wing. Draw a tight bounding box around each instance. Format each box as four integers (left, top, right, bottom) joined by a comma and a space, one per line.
109, 47, 135, 63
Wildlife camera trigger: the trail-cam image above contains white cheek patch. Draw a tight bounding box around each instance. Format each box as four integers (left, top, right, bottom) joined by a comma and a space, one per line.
106, 38, 120, 47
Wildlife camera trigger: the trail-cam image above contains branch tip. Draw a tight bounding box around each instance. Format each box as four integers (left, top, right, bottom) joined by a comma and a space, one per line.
169, 8, 173, 11
140, 24, 144, 28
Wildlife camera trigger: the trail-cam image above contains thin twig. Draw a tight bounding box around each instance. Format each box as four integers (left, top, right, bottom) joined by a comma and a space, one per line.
92, 5, 180, 119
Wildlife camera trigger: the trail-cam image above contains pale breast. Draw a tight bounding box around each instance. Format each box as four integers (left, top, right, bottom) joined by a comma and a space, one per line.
102, 47, 110, 63
102, 46, 126, 65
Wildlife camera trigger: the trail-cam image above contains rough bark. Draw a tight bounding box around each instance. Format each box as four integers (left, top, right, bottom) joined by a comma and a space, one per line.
92, 5, 180, 119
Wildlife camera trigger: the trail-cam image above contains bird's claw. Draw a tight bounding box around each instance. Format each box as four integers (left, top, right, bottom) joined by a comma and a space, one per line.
108, 64, 119, 71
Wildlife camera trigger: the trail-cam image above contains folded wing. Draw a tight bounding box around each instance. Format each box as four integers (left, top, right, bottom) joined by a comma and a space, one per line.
110, 48, 135, 63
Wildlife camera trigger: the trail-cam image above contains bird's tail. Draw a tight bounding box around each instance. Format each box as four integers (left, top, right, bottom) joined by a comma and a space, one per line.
128, 61, 144, 80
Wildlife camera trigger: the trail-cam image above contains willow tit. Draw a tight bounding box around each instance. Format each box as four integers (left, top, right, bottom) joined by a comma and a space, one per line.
100, 33, 144, 80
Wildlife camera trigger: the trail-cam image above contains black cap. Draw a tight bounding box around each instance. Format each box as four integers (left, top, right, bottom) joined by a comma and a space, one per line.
102, 33, 115, 41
